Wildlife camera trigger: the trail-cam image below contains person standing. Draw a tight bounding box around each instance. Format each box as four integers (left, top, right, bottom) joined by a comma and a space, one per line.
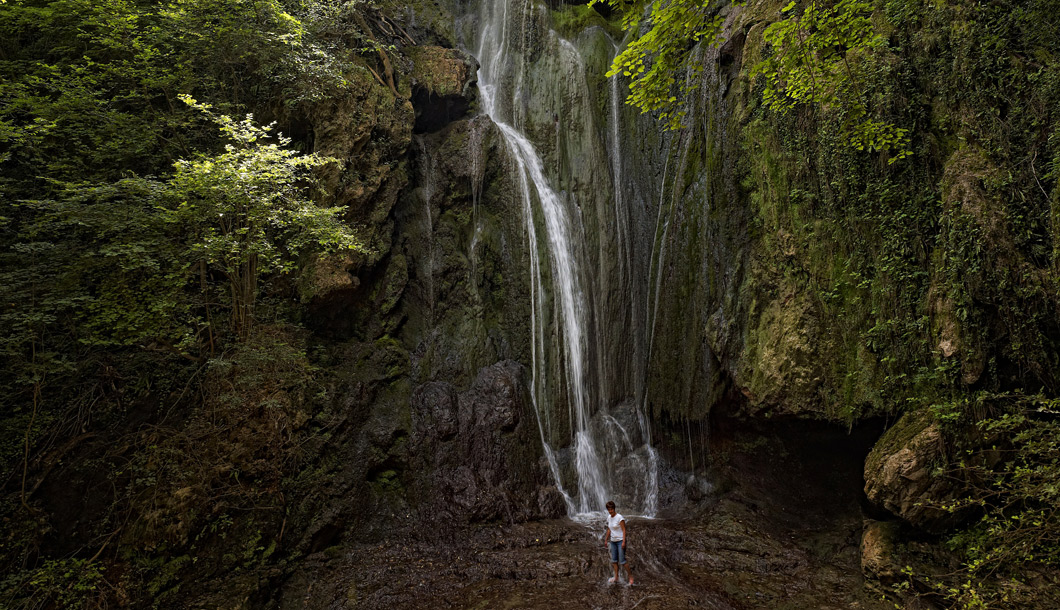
603, 500, 633, 585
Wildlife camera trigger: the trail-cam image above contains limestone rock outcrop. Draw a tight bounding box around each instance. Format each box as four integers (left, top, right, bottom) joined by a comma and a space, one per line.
406, 45, 476, 98
737, 288, 826, 418
863, 412, 967, 533
410, 361, 562, 530
406, 46, 477, 133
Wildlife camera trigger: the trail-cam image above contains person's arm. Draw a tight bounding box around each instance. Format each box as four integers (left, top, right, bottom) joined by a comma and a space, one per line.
620, 519, 626, 548
604, 524, 610, 545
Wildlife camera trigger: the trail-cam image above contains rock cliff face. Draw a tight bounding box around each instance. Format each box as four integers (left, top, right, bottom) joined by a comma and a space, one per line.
304, 0, 1053, 513
410, 361, 565, 528
311, 58, 414, 261
264, 0, 1058, 605
649, 2, 1060, 426
284, 0, 559, 549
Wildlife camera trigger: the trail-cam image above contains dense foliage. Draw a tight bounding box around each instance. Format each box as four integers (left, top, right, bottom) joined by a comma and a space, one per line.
170, 96, 360, 339
602, 0, 909, 157
751, 0, 910, 160
930, 394, 1060, 609
0, 0, 390, 605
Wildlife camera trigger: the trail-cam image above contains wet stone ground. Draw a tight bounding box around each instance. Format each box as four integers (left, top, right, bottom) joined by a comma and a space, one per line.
270, 495, 890, 610
264, 422, 892, 609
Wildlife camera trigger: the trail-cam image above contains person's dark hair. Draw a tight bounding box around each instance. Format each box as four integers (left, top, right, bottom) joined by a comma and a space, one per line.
606, 501, 616, 510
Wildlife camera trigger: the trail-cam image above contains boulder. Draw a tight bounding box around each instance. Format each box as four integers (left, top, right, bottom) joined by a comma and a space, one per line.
860, 520, 902, 584
410, 361, 562, 531
864, 412, 968, 533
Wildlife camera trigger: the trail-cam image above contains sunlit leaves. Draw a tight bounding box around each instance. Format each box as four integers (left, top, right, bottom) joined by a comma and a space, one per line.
599, 0, 911, 159
168, 96, 362, 336
752, 0, 911, 162
598, 0, 729, 129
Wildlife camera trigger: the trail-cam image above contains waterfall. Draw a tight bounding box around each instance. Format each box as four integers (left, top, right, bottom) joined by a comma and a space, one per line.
468, 0, 659, 519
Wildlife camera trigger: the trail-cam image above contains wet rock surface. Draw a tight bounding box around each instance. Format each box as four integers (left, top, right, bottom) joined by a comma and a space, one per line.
410, 361, 562, 525
265, 415, 890, 610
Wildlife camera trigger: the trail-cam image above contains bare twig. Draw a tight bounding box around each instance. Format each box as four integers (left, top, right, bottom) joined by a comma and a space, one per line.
1030, 149, 1051, 201
365, 64, 387, 88
87, 528, 122, 564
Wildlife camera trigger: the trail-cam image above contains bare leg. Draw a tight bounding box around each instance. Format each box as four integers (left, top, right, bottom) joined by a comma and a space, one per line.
612, 562, 619, 582
625, 563, 633, 584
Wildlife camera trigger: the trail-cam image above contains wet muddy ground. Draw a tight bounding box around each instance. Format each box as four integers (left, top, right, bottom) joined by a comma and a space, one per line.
270, 494, 889, 610
261, 422, 892, 609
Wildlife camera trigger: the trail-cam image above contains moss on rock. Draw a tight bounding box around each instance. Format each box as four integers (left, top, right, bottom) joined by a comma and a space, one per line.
406, 46, 476, 98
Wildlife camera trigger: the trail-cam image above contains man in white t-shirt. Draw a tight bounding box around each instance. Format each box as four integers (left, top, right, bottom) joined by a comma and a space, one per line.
603, 500, 633, 585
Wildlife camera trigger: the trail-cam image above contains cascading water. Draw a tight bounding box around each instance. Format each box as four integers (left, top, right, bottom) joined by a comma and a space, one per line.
466, 0, 659, 519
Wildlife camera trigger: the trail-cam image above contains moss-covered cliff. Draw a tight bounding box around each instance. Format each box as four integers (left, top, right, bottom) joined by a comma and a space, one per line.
645, 0, 1060, 605
2, 0, 1058, 607
642, 0, 1058, 424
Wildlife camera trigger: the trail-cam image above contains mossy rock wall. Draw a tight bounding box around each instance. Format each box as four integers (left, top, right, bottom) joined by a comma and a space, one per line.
647, 0, 1060, 428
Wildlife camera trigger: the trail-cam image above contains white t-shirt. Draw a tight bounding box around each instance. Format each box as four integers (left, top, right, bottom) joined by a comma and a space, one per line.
607, 513, 625, 541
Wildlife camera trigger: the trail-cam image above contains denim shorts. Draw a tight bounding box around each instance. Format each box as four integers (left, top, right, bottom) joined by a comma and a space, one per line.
609, 540, 626, 565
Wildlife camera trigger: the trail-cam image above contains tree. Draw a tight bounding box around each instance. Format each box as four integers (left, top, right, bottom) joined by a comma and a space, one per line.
168, 96, 362, 340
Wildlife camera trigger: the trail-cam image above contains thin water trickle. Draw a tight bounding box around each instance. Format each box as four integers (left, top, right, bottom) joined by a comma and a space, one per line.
608, 58, 630, 284
467, 119, 488, 283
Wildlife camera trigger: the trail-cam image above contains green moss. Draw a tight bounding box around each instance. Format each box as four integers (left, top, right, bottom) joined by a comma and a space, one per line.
729, 1, 1055, 428
405, 46, 471, 97
379, 0, 456, 42
368, 468, 406, 498
864, 410, 932, 476
549, 4, 623, 40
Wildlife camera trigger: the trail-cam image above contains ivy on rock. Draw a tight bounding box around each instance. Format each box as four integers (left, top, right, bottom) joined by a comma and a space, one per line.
599, 0, 910, 159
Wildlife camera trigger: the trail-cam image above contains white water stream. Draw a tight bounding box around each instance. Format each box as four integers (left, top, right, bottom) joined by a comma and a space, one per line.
469, 0, 659, 519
